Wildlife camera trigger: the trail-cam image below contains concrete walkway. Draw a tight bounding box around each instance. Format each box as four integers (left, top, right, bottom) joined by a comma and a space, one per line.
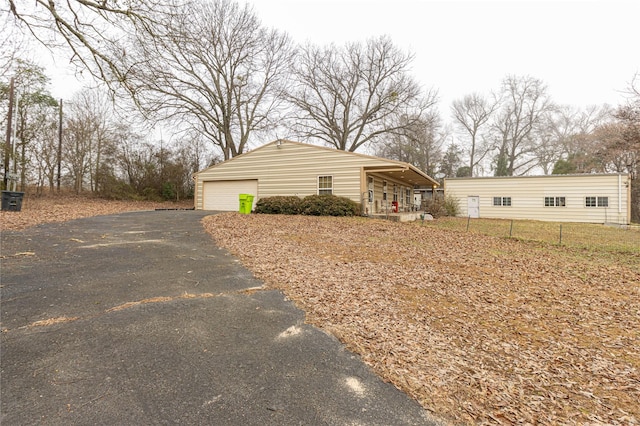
1, 210, 438, 425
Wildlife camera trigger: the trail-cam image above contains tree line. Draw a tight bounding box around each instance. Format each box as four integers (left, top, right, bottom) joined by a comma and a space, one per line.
1, 0, 638, 210
0, 61, 209, 200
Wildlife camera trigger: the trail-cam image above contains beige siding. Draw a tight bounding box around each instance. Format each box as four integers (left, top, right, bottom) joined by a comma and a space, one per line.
445, 174, 631, 225
194, 141, 412, 210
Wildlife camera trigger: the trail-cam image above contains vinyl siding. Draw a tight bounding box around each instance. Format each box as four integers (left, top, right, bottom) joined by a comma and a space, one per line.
194, 141, 412, 210
445, 174, 631, 225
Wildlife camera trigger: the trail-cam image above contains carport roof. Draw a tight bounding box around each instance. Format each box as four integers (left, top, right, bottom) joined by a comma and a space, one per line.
364, 164, 439, 187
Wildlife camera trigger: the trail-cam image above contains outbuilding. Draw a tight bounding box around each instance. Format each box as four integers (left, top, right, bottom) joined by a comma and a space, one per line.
194, 140, 439, 213
444, 174, 632, 225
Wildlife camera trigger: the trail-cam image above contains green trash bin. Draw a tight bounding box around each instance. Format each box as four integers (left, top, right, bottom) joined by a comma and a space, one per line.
239, 194, 253, 214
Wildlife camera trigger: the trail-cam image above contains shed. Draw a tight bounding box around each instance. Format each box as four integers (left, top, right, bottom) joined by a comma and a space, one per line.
194, 140, 439, 213
444, 174, 632, 225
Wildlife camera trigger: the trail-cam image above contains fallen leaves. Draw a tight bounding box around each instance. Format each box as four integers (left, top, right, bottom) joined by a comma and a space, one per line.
29, 317, 80, 328
106, 293, 215, 312
1, 194, 193, 231
5, 197, 638, 425
203, 213, 640, 426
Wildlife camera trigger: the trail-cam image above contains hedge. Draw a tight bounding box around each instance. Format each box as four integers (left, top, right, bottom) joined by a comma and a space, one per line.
254, 194, 360, 217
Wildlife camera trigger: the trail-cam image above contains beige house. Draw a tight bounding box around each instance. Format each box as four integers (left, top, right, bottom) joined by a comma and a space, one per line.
445, 174, 632, 225
194, 140, 438, 213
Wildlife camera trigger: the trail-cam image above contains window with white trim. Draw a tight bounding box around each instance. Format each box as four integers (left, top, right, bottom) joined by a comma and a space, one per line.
585, 196, 608, 207
493, 196, 512, 206
382, 181, 388, 201
544, 196, 566, 207
318, 176, 333, 195
405, 189, 411, 207
393, 185, 398, 202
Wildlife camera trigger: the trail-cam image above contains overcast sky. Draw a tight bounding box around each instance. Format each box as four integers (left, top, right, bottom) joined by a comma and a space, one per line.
46, 0, 639, 115
246, 0, 639, 113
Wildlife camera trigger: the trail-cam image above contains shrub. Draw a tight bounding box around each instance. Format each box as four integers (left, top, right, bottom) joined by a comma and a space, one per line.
425, 195, 460, 218
162, 182, 177, 201
254, 196, 303, 215
300, 194, 360, 216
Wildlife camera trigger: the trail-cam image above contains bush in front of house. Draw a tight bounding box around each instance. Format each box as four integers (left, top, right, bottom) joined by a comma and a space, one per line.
255, 194, 360, 216
254, 196, 303, 214
425, 195, 460, 218
300, 194, 360, 216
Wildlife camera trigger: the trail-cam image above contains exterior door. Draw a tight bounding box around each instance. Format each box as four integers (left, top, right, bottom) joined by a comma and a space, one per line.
467, 196, 480, 218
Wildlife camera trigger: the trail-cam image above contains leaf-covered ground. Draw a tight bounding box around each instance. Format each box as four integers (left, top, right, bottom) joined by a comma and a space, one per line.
203, 213, 640, 425
1, 195, 194, 231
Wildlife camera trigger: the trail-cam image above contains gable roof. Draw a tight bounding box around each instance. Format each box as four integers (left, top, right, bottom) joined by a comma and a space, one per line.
197, 140, 439, 187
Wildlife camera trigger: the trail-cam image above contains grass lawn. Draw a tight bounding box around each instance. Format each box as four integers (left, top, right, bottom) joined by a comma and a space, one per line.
419, 217, 640, 254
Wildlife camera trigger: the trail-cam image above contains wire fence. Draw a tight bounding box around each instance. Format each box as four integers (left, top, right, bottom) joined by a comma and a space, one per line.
422, 217, 640, 254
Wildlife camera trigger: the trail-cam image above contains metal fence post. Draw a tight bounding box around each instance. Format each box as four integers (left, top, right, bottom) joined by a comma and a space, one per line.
559, 224, 563, 245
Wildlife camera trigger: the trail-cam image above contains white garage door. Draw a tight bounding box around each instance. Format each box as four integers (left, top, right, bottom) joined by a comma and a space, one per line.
203, 180, 258, 211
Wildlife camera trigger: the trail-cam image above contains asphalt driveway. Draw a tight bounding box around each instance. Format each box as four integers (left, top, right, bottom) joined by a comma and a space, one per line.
1, 210, 437, 425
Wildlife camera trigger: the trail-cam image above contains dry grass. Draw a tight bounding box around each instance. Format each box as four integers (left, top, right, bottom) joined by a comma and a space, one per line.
421, 217, 640, 253
203, 213, 640, 425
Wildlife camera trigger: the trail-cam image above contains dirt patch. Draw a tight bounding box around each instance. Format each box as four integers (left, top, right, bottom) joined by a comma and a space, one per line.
203, 213, 640, 425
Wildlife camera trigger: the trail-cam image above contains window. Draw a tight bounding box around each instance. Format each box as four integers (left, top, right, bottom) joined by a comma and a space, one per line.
393, 185, 398, 202
493, 196, 512, 206
597, 196, 609, 207
405, 189, 411, 207
318, 176, 333, 195
545, 196, 566, 207
585, 196, 608, 207
382, 181, 387, 201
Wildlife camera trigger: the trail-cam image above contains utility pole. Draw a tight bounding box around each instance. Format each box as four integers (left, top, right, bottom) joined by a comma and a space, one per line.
57, 99, 63, 191
3, 77, 15, 189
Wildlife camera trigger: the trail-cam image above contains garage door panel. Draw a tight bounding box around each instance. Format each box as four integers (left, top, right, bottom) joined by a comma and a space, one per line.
203, 180, 258, 211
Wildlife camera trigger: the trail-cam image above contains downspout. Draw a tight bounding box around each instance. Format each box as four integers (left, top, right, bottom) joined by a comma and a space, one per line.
618, 174, 623, 224
360, 167, 367, 216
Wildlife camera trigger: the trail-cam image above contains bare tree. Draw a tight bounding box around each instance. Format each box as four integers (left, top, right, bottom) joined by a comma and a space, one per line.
491, 75, 553, 176
0, 16, 24, 78
119, 0, 294, 160
30, 119, 58, 193
540, 104, 613, 174
376, 112, 446, 176
451, 93, 499, 176
3, 0, 168, 92
64, 103, 96, 193
67, 88, 118, 192
287, 36, 437, 152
